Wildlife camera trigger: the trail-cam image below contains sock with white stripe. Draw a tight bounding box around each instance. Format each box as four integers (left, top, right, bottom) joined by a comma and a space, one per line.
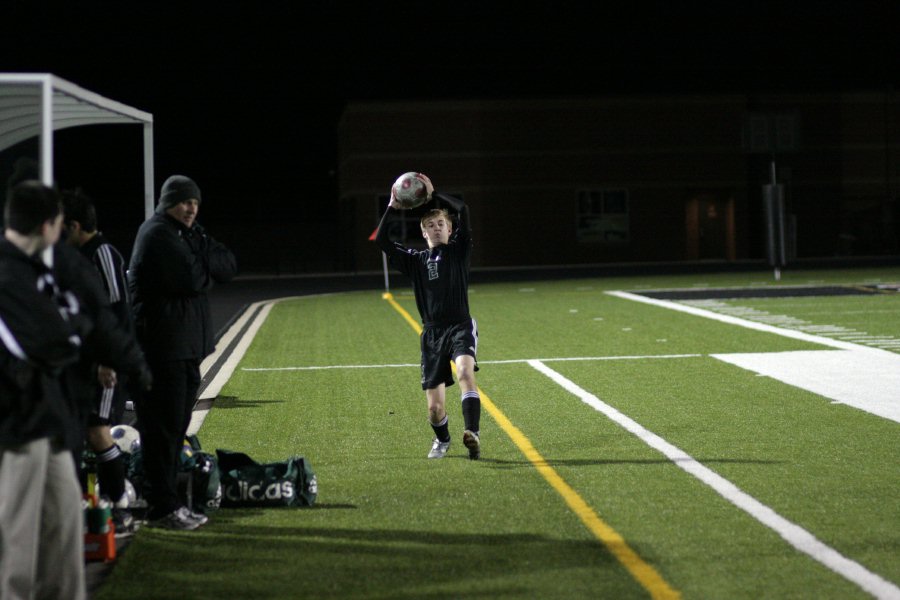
461, 391, 481, 434
430, 414, 450, 443
96, 443, 126, 504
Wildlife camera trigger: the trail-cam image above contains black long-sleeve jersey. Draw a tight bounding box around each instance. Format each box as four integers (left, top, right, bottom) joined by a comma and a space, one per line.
80, 232, 134, 335
375, 192, 472, 327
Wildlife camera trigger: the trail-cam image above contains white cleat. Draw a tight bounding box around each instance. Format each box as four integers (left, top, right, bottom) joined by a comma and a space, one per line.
428, 438, 451, 459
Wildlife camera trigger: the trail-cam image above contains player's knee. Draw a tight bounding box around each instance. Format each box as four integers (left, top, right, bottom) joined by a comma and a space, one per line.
87, 425, 113, 450
428, 403, 445, 421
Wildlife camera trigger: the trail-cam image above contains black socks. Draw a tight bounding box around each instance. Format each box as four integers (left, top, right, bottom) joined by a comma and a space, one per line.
461, 391, 481, 434
95, 443, 126, 504
430, 414, 450, 443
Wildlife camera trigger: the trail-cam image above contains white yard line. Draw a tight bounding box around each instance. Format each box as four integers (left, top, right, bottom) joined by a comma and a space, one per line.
528, 359, 900, 600
243, 362, 419, 371
241, 353, 702, 372
485, 354, 701, 364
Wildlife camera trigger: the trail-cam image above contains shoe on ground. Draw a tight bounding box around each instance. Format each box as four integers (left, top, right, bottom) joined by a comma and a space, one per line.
187, 508, 209, 526
146, 506, 201, 531
428, 438, 451, 459
112, 508, 136, 537
463, 430, 481, 460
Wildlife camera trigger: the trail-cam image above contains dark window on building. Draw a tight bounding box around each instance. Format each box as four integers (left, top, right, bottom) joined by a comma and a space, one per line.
576, 189, 629, 243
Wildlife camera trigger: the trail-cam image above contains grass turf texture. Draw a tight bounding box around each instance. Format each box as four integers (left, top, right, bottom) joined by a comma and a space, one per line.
94, 268, 900, 599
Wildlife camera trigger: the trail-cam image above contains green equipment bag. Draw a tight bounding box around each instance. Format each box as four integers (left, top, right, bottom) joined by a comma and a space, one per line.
177, 435, 223, 514
216, 449, 317, 508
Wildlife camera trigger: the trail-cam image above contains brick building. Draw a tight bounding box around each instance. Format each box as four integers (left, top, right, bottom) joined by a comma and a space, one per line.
337, 92, 899, 272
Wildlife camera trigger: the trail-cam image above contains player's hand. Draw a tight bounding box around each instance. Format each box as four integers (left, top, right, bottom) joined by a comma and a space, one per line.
416, 173, 434, 199
97, 365, 117, 389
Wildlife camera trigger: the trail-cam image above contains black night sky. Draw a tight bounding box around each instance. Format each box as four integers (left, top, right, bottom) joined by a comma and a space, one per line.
1, 1, 898, 272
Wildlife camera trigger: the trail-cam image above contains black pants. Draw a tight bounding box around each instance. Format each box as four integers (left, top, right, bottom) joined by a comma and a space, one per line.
135, 358, 200, 518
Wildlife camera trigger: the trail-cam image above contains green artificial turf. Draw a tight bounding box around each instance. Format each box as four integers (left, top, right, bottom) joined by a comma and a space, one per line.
94, 268, 900, 599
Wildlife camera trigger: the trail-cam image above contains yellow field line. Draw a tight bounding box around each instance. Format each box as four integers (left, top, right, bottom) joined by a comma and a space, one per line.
382, 292, 680, 600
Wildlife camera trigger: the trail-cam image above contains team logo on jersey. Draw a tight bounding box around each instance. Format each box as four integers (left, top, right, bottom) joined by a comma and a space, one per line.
426, 253, 442, 281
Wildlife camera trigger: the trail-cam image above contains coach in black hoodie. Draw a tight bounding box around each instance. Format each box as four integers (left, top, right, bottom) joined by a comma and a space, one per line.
128, 175, 236, 530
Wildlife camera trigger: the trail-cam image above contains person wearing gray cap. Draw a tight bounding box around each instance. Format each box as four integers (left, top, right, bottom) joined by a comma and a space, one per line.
127, 175, 237, 530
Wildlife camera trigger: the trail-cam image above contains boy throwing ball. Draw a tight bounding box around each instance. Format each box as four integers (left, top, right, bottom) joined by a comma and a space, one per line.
374, 173, 481, 460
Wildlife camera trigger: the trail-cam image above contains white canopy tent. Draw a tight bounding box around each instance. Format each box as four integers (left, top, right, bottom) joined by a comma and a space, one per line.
0, 73, 155, 218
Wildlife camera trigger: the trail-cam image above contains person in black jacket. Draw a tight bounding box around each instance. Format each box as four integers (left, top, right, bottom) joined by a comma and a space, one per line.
0, 181, 87, 600
128, 174, 237, 530
374, 173, 482, 460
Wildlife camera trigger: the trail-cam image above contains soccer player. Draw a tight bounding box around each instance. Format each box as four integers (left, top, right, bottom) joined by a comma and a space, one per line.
62, 188, 137, 532
374, 173, 482, 460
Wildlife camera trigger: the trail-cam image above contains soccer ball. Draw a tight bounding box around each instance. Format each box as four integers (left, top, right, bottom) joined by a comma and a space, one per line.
391, 172, 428, 209
110, 424, 141, 454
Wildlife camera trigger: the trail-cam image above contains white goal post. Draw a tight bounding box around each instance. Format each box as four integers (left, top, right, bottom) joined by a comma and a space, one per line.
0, 73, 155, 218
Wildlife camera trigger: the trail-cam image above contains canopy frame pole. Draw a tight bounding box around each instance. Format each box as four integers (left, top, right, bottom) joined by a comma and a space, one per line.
39, 75, 53, 186
142, 121, 155, 218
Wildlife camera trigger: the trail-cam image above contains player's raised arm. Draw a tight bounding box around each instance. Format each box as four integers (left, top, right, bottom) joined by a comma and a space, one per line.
374, 189, 400, 253
433, 191, 469, 241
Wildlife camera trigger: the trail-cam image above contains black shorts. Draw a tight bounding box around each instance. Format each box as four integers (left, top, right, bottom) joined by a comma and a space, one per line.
420, 319, 479, 390
87, 381, 127, 428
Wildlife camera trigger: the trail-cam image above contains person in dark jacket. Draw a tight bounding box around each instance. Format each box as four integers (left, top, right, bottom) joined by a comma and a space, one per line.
128, 174, 237, 530
0, 181, 87, 600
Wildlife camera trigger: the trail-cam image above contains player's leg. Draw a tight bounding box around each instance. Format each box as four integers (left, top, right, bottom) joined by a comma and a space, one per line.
87, 422, 134, 534
425, 385, 451, 458
426, 384, 447, 425
87, 384, 134, 532
87, 378, 135, 535
421, 327, 453, 458
455, 354, 481, 460
453, 319, 481, 459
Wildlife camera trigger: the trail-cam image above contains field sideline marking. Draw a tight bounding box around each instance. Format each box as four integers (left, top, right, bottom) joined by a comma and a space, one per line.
382, 292, 681, 600
530, 360, 900, 600
189, 299, 279, 435
241, 353, 702, 372
191, 294, 336, 433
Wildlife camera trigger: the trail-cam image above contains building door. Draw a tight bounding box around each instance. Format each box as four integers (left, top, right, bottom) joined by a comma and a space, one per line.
686, 193, 735, 260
